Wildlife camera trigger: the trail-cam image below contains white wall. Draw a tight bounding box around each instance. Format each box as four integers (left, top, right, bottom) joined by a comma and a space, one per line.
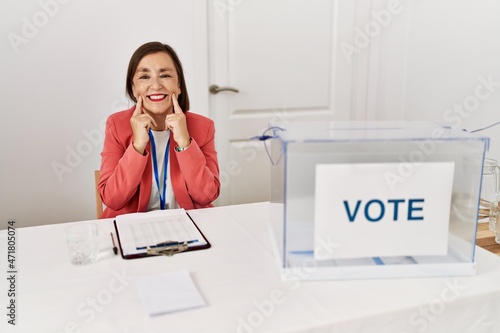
403, 0, 500, 162
355, 0, 500, 161
0, 0, 208, 227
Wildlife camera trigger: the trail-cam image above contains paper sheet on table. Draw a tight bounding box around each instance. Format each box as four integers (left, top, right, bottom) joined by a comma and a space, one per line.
116, 209, 208, 256
136, 270, 206, 316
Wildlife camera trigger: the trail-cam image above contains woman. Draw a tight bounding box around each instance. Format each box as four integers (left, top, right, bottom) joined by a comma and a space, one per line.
98, 42, 220, 218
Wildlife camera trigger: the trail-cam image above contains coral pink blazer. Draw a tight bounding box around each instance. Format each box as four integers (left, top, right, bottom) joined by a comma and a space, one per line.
98, 106, 220, 219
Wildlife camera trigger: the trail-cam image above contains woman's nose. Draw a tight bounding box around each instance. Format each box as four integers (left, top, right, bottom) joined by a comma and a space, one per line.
151, 77, 163, 90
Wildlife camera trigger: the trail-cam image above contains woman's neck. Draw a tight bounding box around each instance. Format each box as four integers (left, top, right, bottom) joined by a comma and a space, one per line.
150, 121, 166, 131
148, 112, 168, 131
144, 106, 174, 131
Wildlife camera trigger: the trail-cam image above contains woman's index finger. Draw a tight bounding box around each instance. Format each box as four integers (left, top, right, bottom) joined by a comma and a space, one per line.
133, 95, 143, 115
172, 94, 183, 114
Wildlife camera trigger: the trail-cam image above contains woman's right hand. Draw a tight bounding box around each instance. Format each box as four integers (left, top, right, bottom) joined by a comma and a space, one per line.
130, 95, 157, 154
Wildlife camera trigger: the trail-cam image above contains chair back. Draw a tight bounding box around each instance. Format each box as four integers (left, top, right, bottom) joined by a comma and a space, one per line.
94, 170, 103, 218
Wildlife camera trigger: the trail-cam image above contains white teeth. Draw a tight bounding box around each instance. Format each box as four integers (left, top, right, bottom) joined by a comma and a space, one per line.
149, 95, 166, 100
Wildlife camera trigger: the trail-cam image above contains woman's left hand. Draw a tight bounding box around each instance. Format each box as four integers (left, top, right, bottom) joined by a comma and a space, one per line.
166, 94, 191, 148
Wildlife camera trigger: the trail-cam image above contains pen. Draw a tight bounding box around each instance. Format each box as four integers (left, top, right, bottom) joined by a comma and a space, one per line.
110, 232, 118, 255
136, 239, 197, 250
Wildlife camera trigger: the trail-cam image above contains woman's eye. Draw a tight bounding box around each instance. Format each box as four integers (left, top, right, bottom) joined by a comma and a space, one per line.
138, 75, 150, 80
161, 74, 171, 79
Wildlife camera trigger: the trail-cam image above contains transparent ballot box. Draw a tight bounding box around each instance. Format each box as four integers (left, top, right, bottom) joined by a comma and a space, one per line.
268, 121, 490, 280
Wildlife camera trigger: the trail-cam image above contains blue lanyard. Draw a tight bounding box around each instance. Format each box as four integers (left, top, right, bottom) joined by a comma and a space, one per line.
148, 129, 170, 210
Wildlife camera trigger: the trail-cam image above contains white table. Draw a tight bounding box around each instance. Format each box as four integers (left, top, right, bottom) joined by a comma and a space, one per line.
2, 202, 500, 333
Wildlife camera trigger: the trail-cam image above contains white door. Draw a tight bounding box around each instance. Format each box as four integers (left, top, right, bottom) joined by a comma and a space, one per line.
208, 0, 358, 206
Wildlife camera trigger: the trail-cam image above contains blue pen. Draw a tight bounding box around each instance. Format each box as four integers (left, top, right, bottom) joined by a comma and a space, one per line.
136, 240, 198, 251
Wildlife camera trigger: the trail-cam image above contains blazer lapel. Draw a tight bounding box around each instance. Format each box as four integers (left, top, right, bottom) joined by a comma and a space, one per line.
138, 142, 153, 212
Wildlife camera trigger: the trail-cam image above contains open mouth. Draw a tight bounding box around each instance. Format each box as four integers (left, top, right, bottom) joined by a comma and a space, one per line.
147, 94, 167, 102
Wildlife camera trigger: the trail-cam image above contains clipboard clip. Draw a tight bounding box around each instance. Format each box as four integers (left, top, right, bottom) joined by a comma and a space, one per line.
146, 241, 190, 256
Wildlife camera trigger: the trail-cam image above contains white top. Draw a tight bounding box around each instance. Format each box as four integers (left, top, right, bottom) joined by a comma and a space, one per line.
147, 130, 177, 211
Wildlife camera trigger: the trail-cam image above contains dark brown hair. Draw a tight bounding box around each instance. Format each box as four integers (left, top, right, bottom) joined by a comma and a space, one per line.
126, 41, 190, 112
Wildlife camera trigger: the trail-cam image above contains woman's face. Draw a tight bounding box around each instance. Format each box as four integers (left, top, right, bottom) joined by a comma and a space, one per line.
132, 52, 181, 116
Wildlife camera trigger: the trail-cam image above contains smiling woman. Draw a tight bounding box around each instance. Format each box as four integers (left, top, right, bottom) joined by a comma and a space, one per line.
97, 41, 220, 219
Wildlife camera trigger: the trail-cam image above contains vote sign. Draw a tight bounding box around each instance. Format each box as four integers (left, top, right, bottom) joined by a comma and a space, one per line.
314, 162, 455, 260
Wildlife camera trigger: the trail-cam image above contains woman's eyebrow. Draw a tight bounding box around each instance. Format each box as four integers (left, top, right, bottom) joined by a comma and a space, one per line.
136, 67, 174, 73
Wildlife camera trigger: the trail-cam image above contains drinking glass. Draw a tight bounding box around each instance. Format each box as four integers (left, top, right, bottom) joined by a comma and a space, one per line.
66, 223, 99, 265
479, 158, 500, 232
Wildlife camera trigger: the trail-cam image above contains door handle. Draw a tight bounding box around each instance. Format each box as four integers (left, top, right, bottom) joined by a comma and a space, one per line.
209, 84, 239, 95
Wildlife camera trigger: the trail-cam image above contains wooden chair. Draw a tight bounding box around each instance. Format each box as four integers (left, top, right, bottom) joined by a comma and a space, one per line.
94, 170, 103, 219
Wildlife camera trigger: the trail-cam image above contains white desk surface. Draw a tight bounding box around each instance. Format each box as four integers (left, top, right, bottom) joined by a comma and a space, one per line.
1, 202, 500, 333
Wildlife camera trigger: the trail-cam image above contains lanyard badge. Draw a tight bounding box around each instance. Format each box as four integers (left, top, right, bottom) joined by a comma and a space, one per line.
148, 129, 170, 210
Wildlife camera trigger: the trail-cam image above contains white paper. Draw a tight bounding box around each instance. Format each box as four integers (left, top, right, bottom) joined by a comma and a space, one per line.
115, 209, 207, 256
314, 162, 455, 259
136, 270, 206, 316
